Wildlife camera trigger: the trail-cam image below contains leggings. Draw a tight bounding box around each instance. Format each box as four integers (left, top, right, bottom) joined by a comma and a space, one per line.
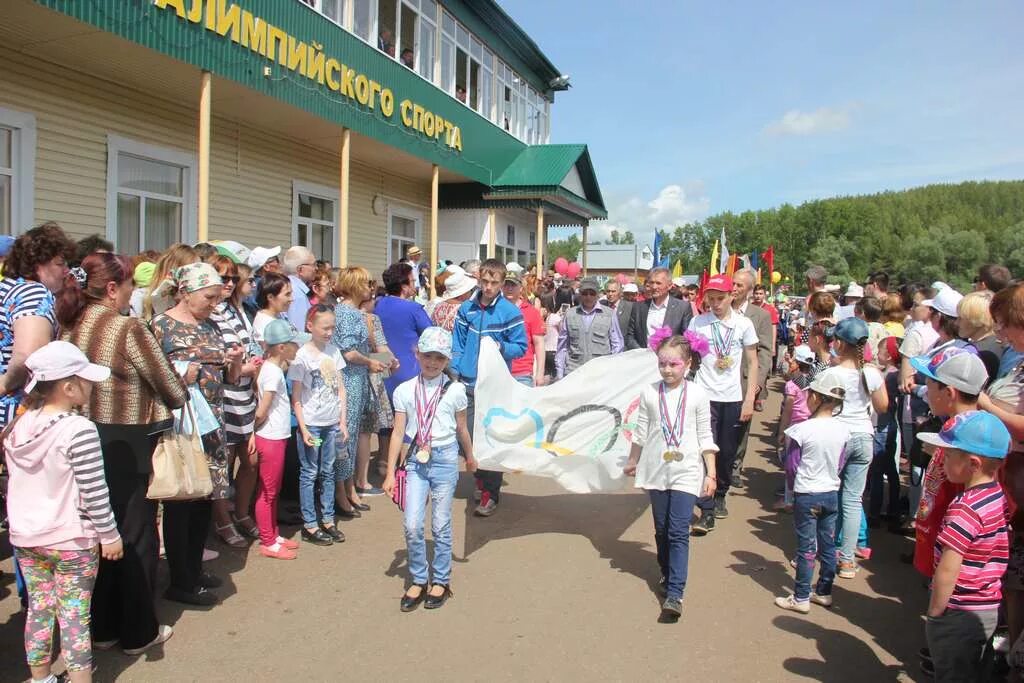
255, 435, 288, 547
16, 545, 99, 672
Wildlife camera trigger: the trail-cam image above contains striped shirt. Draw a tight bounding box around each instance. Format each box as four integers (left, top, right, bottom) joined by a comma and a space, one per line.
934, 481, 1009, 611
0, 278, 57, 426
209, 302, 257, 442
67, 423, 118, 541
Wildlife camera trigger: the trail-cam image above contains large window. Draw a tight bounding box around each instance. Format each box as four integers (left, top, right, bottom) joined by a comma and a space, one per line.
107, 136, 194, 253
440, 11, 456, 95
293, 182, 338, 263
0, 108, 35, 237
353, 0, 376, 42
388, 206, 421, 264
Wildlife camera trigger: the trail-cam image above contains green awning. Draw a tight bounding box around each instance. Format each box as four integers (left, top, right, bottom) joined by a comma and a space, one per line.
486, 144, 607, 221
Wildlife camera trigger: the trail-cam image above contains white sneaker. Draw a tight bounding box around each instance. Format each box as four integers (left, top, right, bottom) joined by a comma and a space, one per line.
810, 592, 833, 607
123, 625, 173, 656
474, 498, 497, 517
774, 595, 810, 614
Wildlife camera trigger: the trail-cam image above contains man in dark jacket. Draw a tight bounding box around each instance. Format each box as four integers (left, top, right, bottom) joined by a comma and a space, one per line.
626, 267, 693, 349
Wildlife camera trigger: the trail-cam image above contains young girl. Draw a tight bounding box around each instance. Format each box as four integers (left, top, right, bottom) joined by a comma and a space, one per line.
383, 327, 477, 612
774, 372, 849, 613
775, 345, 816, 512
253, 272, 293, 344
867, 337, 903, 527
4, 342, 127, 682
289, 305, 348, 546
817, 317, 888, 579
623, 329, 717, 620
252, 319, 305, 560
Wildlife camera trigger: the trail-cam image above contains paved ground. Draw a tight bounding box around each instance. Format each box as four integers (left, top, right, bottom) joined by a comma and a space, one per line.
0, 381, 928, 682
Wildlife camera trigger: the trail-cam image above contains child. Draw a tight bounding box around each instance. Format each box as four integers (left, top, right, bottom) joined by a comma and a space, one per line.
775, 371, 849, 613
4, 342, 129, 682
918, 411, 1010, 682
288, 307, 348, 547
868, 337, 903, 527
817, 317, 888, 579
252, 319, 305, 560
383, 327, 476, 612
775, 345, 816, 512
623, 330, 717, 620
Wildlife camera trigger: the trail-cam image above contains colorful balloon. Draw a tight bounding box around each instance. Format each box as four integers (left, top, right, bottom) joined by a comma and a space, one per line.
771, 270, 782, 285
554, 257, 569, 276
616, 272, 629, 284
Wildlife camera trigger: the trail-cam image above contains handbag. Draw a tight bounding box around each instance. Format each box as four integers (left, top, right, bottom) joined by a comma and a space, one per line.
147, 401, 214, 501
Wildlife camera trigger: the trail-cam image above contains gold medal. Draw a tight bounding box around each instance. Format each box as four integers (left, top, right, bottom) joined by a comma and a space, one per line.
715, 355, 733, 371
415, 447, 431, 464
662, 451, 683, 462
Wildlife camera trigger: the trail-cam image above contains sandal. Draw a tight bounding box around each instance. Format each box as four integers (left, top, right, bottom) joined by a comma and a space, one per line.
215, 523, 247, 548
232, 514, 260, 539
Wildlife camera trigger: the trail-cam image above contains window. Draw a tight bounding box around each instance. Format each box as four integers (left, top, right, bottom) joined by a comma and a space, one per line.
107, 136, 194, 253
388, 205, 421, 264
506, 225, 516, 246
0, 108, 36, 237
322, 0, 345, 23
377, 0, 397, 56
417, 0, 436, 81
481, 48, 494, 120
440, 11, 456, 94
292, 182, 338, 263
353, 0, 376, 43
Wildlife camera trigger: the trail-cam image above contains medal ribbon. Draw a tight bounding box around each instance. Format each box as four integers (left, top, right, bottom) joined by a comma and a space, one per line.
415, 376, 445, 450
711, 320, 735, 358
658, 381, 687, 449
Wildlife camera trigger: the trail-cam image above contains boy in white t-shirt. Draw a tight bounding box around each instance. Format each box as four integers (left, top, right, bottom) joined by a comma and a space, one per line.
687, 274, 759, 534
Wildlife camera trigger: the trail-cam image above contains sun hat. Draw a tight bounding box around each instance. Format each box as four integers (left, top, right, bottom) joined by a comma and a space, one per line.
917, 410, 1011, 459
418, 326, 453, 358
25, 341, 111, 393
793, 345, 815, 366
442, 269, 477, 300
844, 282, 864, 299
910, 347, 987, 394
263, 319, 311, 346
406, 245, 422, 257
247, 246, 281, 270
833, 317, 869, 344
706, 274, 733, 292
212, 240, 250, 265
808, 371, 846, 401
623, 283, 638, 294
133, 261, 157, 288
922, 287, 963, 318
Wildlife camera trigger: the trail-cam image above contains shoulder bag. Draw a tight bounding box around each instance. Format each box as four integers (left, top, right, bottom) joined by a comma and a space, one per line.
391, 378, 453, 512
147, 401, 213, 501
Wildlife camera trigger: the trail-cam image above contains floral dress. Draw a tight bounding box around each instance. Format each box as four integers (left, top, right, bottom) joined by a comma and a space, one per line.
362, 314, 395, 433
150, 313, 230, 499
333, 302, 371, 480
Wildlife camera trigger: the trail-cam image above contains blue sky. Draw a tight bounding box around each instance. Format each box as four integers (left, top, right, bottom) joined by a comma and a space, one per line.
502, 1, 1024, 243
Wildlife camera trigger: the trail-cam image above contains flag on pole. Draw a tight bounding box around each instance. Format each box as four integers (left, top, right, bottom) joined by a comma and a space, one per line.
652, 231, 662, 269
726, 254, 739, 276
762, 246, 774, 277
672, 260, 683, 278
750, 251, 759, 270
696, 268, 709, 311
710, 240, 720, 275
740, 254, 752, 272
719, 227, 729, 274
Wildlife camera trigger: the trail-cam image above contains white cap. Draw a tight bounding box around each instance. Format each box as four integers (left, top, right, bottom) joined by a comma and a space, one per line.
931, 281, 949, 292
922, 287, 964, 318
844, 282, 864, 298
809, 371, 847, 401
506, 262, 524, 274
672, 276, 685, 288
25, 341, 110, 393
247, 245, 282, 270
623, 283, 639, 294
443, 269, 478, 300
212, 240, 251, 265
793, 345, 815, 365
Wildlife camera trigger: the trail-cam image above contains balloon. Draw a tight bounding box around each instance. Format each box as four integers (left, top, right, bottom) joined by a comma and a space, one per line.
616, 272, 629, 284
566, 262, 582, 279
771, 271, 782, 285
554, 257, 569, 276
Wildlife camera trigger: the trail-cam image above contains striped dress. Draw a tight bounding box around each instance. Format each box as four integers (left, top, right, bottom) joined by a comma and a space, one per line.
209, 301, 258, 445
0, 278, 58, 427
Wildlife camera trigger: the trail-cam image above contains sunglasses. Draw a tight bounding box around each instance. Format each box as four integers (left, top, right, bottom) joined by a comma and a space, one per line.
220, 275, 240, 285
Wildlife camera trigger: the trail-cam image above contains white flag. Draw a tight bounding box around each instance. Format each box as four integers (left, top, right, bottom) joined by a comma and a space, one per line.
473, 338, 661, 493
719, 226, 729, 273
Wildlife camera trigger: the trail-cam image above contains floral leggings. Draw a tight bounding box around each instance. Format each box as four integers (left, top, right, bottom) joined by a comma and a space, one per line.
15, 546, 98, 672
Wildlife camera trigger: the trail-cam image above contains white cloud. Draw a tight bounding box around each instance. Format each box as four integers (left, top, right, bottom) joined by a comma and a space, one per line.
765, 106, 853, 136
585, 183, 710, 245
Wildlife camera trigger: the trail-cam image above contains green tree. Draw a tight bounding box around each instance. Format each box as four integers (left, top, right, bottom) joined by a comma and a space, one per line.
547, 234, 582, 264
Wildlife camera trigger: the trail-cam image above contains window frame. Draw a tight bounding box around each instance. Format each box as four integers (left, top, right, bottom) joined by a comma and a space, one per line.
0, 107, 36, 237
105, 135, 196, 251
386, 203, 423, 264
292, 180, 340, 263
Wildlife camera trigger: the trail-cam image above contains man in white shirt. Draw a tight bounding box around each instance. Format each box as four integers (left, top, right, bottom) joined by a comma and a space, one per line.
687, 274, 759, 535
626, 267, 693, 349
283, 245, 316, 332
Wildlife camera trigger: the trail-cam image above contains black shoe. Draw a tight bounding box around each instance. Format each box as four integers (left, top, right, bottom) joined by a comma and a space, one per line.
704, 514, 716, 532
713, 498, 729, 519
424, 584, 453, 609
351, 501, 371, 512
164, 586, 219, 607
661, 597, 682, 618
302, 528, 334, 546
335, 506, 361, 519
197, 571, 222, 589
320, 525, 345, 543
401, 584, 427, 612
692, 514, 710, 536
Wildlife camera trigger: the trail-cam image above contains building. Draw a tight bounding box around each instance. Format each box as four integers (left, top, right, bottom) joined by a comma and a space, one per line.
575, 243, 653, 279
0, 0, 606, 283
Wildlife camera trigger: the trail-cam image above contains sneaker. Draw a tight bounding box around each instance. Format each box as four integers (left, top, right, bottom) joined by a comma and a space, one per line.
774, 595, 810, 614
473, 479, 483, 502
474, 494, 498, 517
713, 498, 729, 519
259, 544, 298, 560
661, 597, 683, 617
93, 638, 119, 651
837, 561, 859, 579
855, 546, 872, 560
123, 625, 173, 655
202, 547, 219, 562
691, 513, 710, 536
810, 592, 833, 607
356, 485, 386, 497
164, 586, 219, 607
301, 527, 334, 546
320, 525, 345, 543
703, 514, 716, 532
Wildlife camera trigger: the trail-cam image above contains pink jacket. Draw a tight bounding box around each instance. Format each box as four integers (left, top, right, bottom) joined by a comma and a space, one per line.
4, 409, 120, 549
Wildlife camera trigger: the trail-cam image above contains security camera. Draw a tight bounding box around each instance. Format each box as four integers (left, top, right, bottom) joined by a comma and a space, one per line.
549, 74, 571, 89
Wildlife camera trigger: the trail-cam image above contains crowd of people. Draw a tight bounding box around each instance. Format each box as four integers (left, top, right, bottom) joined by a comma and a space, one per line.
1, 220, 1023, 681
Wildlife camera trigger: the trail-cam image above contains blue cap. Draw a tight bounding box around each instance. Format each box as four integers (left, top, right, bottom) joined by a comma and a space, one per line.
833, 317, 868, 344
917, 411, 1011, 459
0, 235, 15, 258
263, 319, 311, 346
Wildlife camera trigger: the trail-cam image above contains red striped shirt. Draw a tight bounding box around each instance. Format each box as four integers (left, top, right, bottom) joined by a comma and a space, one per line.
934, 481, 1010, 611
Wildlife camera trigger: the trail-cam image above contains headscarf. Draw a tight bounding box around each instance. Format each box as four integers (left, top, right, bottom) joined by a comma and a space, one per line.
156, 262, 222, 297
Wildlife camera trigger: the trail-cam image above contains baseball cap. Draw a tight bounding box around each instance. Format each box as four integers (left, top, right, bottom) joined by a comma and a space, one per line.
922, 287, 963, 318
706, 274, 733, 292
910, 347, 987, 394
133, 261, 157, 288
504, 270, 523, 285
263, 319, 311, 346
808, 371, 846, 401
844, 282, 864, 298
25, 341, 111, 393
212, 240, 250, 265
623, 283, 638, 294
917, 411, 1011, 459
834, 317, 869, 344
247, 246, 281, 270
418, 326, 453, 358
578, 277, 600, 293
793, 345, 815, 366
506, 262, 524, 274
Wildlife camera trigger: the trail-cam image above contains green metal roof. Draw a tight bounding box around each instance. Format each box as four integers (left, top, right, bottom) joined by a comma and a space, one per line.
489, 144, 606, 219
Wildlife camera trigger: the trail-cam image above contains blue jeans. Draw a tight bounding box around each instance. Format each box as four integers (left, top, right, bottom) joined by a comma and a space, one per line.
793, 491, 839, 601
513, 375, 534, 387
403, 442, 460, 585
836, 432, 872, 563
648, 489, 695, 601
297, 424, 338, 528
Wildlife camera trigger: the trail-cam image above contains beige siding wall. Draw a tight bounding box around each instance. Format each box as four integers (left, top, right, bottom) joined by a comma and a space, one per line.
0, 47, 430, 278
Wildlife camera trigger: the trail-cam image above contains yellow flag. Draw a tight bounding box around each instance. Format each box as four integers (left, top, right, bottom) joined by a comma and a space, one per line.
710, 240, 720, 275
672, 260, 683, 278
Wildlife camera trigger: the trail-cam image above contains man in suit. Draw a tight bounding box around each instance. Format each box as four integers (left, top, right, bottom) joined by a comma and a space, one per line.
600, 281, 634, 338
730, 269, 774, 486
626, 267, 694, 349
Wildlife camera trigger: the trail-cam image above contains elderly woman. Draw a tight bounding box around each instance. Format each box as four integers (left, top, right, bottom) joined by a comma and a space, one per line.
59, 251, 187, 654
150, 263, 242, 606
0, 222, 76, 427
958, 290, 1002, 383
430, 267, 476, 332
